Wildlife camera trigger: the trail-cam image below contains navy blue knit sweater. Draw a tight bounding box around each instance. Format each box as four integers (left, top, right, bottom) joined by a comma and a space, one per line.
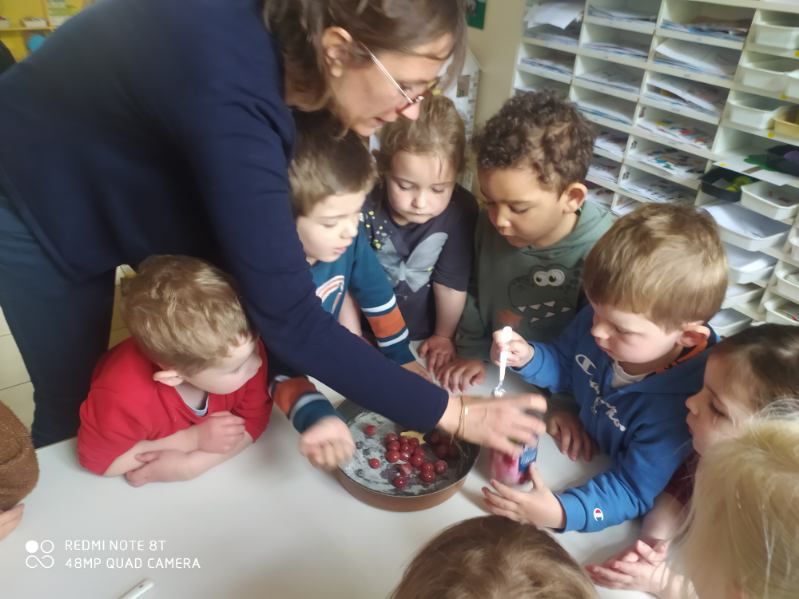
0, 0, 447, 430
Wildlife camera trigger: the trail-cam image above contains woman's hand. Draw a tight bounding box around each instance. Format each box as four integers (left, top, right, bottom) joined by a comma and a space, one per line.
438, 394, 547, 456
0, 504, 24, 541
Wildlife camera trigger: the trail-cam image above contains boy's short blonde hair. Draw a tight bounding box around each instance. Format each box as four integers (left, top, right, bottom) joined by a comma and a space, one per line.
676, 413, 799, 599
289, 111, 377, 217
374, 94, 466, 176
391, 516, 597, 599
121, 255, 253, 374
583, 203, 727, 330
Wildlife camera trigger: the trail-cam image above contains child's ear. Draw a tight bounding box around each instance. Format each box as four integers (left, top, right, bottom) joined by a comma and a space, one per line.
152, 369, 184, 387
678, 323, 711, 348
560, 183, 587, 213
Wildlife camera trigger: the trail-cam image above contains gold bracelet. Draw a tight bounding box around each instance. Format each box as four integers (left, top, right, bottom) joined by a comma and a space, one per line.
455, 397, 468, 440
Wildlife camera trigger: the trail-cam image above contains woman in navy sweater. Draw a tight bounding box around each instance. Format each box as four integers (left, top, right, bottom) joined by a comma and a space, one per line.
0, 0, 544, 450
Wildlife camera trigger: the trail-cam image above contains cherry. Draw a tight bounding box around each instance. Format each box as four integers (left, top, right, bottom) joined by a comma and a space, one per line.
368, 458, 380, 469
421, 462, 435, 474
420, 470, 435, 484
399, 450, 411, 461
386, 451, 400, 463
392, 475, 408, 489
399, 441, 410, 452
384, 432, 399, 444
408, 437, 420, 449
434, 444, 449, 459
364, 424, 377, 437
428, 431, 442, 445
386, 440, 401, 452
434, 460, 448, 474
412, 447, 426, 459
410, 454, 424, 468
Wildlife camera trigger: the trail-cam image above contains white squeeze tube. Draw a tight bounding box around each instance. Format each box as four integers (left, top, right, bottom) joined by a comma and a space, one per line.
489, 326, 538, 485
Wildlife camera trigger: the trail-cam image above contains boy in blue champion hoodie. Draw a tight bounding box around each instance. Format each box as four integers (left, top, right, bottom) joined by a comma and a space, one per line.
482, 204, 728, 533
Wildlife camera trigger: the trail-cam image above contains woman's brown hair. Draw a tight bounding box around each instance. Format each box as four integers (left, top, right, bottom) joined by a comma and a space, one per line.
263, 0, 467, 109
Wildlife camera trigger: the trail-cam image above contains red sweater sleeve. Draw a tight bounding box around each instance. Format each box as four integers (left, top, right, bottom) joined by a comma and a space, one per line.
229, 341, 272, 442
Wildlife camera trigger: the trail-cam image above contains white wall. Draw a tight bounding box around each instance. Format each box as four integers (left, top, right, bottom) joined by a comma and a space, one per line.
467, 0, 526, 125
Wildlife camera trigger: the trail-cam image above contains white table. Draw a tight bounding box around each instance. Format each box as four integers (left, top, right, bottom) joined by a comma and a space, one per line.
0, 366, 647, 599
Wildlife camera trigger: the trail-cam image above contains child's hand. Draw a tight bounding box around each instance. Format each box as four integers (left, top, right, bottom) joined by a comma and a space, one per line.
0, 504, 24, 541
586, 539, 670, 594
482, 465, 565, 529
435, 358, 485, 393
490, 328, 533, 369
196, 411, 246, 453
418, 335, 456, 373
402, 360, 433, 382
299, 416, 355, 470
547, 410, 595, 461
125, 450, 196, 487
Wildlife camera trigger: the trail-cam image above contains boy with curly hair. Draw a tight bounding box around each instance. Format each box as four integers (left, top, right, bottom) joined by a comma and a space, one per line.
437, 91, 612, 391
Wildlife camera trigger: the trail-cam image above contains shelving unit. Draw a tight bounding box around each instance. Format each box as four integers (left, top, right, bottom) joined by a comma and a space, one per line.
516, 0, 799, 332
0, 0, 88, 61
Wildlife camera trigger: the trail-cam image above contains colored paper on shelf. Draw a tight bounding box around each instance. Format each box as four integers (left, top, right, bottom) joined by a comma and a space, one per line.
646, 74, 725, 115
637, 117, 713, 150
660, 18, 749, 41
525, 1, 584, 30
620, 173, 695, 204
587, 6, 656, 23
630, 147, 706, 179
654, 39, 738, 79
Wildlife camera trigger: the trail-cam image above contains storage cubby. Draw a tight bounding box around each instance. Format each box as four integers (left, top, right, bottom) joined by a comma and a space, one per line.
513, 0, 799, 327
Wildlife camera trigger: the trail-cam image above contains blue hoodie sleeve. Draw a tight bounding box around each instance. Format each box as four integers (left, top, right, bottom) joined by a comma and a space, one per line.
349, 229, 415, 365
556, 401, 692, 532
512, 306, 594, 393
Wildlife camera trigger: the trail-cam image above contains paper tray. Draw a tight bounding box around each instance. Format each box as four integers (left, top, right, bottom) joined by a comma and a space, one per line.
740, 181, 799, 221
776, 271, 799, 304
705, 202, 790, 251
709, 308, 752, 337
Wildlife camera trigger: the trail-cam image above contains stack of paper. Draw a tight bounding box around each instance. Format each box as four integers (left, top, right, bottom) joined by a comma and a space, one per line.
588, 156, 621, 182
645, 75, 726, 116
576, 95, 634, 124
654, 40, 739, 79
595, 130, 628, 157
638, 116, 714, 150
587, 6, 656, 23
520, 55, 573, 76
576, 65, 641, 93
661, 18, 749, 41
586, 185, 614, 208
585, 40, 650, 59
621, 173, 695, 203
629, 147, 707, 180
525, 1, 583, 30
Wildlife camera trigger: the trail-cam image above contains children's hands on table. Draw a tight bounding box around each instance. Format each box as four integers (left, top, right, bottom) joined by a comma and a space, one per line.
547, 410, 595, 461
299, 416, 355, 470
490, 328, 533, 369
418, 335, 456, 373
435, 358, 485, 393
0, 504, 24, 540
196, 411, 245, 453
586, 539, 670, 594
482, 465, 565, 529
126, 450, 196, 486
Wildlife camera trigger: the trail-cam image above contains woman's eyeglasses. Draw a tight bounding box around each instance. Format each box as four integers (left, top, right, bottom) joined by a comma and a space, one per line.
362, 45, 438, 114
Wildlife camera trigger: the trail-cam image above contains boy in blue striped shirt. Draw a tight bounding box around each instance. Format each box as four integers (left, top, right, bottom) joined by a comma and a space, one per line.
270, 112, 425, 449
